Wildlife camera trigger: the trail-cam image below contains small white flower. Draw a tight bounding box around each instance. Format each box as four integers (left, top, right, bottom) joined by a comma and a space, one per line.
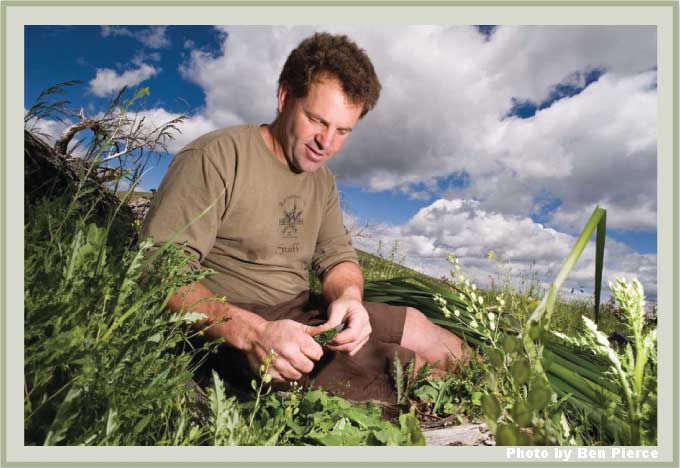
499, 299, 506, 307
472, 284, 477, 291
470, 319, 478, 329
489, 320, 496, 331
454, 309, 460, 317
487, 312, 495, 321
470, 292, 477, 302
478, 296, 484, 305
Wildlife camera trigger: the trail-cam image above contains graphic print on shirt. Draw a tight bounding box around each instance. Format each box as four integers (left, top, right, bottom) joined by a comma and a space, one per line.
277, 195, 304, 255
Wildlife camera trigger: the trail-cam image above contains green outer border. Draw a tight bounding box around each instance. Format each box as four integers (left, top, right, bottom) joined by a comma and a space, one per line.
673, 0, 679, 465
1, 0, 6, 466
2, 1, 677, 467
1, 0, 678, 6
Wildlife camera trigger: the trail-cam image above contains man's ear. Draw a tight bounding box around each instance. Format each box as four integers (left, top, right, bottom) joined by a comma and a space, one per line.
277, 85, 289, 114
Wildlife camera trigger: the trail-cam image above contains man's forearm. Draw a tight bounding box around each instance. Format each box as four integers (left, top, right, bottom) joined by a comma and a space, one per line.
321, 261, 364, 303
168, 281, 264, 351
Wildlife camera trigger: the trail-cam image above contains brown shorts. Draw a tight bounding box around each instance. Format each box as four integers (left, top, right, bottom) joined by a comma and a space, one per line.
196, 291, 415, 404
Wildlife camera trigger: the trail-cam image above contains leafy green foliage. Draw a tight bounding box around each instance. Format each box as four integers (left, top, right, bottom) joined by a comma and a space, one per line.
25, 193, 215, 445
290, 389, 424, 445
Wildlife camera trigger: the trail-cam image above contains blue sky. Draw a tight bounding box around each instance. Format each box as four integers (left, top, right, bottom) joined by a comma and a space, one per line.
24, 25, 658, 298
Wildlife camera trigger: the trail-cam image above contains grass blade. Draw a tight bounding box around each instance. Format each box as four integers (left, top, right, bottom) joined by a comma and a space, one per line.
529, 206, 607, 327
594, 210, 607, 323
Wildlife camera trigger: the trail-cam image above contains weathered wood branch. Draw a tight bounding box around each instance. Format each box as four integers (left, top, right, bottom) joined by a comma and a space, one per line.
422, 423, 495, 446
53, 118, 101, 156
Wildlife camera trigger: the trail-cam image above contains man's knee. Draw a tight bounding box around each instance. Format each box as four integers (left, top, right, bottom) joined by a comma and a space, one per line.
402, 306, 470, 366
402, 306, 438, 348
404, 306, 430, 327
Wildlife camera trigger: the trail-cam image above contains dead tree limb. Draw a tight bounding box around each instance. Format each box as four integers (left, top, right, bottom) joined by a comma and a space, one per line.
53, 118, 101, 155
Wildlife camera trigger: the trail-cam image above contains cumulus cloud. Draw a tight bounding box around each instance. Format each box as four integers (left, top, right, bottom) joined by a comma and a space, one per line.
101, 26, 170, 49
134, 108, 218, 153
349, 198, 657, 300
89, 63, 160, 97
177, 25, 657, 235
24, 112, 70, 146
458, 70, 657, 231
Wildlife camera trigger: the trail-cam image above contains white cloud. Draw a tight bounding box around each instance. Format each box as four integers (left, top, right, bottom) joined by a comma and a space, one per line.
25, 113, 70, 146
133, 108, 218, 153
101, 26, 170, 49
89, 63, 160, 97
111, 179, 149, 192
350, 198, 657, 300
459, 71, 658, 231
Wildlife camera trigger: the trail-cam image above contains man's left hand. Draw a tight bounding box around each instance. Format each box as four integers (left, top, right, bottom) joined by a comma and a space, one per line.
309, 295, 372, 356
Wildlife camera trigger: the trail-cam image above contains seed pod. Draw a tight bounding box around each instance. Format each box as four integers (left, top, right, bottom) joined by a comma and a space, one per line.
504, 315, 521, 330
487, 348, 504, 367
512, 400, 532, 427
502, 335, 519, 354
510, 359, 530, 386
481, 393, 502, 421
527, 387, 552, 411
495, 423, 518, 446
528, 322, 543, 341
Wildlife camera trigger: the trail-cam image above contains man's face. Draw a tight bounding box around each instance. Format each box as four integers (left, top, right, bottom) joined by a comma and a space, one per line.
277, 75, 364, 173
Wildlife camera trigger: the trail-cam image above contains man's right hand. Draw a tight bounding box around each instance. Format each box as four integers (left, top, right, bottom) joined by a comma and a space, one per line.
165, 282, 324, 384
245, 319, 324, 382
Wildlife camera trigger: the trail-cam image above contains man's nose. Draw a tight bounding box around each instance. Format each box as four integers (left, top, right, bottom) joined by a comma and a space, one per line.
315, 127, 335, 151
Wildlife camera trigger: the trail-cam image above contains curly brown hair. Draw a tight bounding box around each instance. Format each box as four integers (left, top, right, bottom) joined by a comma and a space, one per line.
278, 32, 381, 118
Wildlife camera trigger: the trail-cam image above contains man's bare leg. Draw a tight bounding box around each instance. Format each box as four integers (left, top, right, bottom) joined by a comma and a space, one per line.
401, 307, 472, 374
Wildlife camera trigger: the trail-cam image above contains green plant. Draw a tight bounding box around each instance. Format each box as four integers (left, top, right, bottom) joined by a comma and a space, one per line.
364, 207, 656, 446
392, 354, 433, 406
24, 194, 216, 445
559, 279, 657, 445
313, 327, 341, 347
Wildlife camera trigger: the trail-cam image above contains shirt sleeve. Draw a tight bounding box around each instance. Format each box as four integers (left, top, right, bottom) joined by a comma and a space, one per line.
311, 175, 359, 278
140, 148, 229, 272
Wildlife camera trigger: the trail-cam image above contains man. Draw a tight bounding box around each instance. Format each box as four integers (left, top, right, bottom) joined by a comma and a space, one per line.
142, 32, 468, 403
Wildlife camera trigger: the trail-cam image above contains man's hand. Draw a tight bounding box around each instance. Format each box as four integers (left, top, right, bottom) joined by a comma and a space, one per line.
309, 295, 372, 356
246, 319, 324, 383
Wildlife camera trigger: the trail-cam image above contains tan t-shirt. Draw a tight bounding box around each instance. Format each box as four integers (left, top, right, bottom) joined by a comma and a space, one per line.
141, 124, 359, 306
